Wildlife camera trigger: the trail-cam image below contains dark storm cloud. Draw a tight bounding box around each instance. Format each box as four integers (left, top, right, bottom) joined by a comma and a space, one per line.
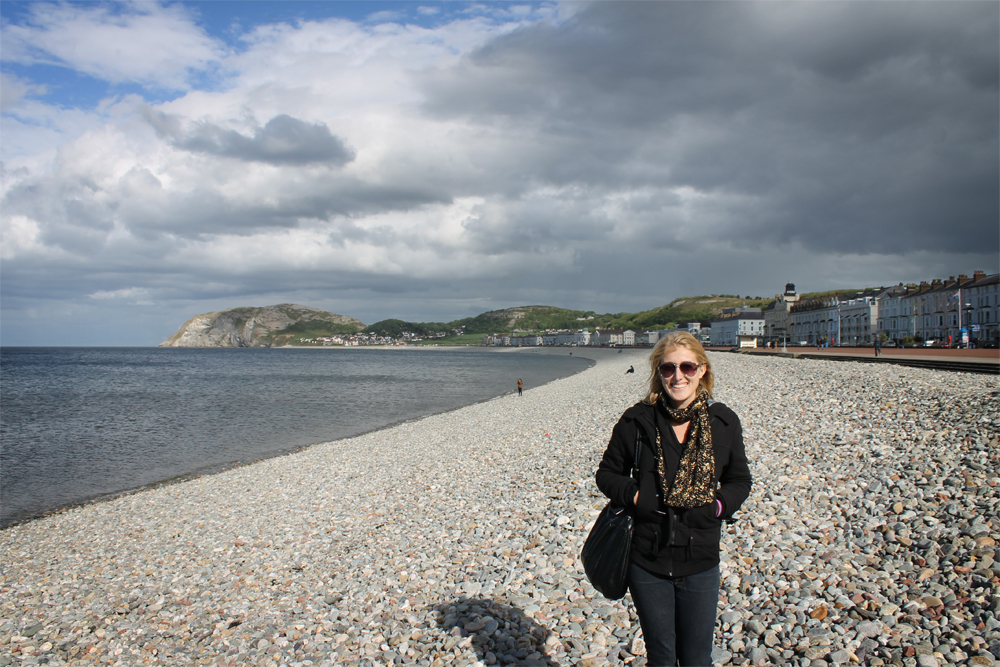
460, 195, 615, 255
421, 1, 999, 256
144, 110, 356, 166
1, 164, 450, 244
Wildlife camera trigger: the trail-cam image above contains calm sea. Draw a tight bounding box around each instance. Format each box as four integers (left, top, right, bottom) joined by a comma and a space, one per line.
1, 347, 591, 527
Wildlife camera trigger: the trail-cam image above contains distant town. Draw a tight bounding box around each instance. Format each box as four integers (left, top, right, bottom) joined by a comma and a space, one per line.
298, 329, 465, 347
300, 270, 998, 349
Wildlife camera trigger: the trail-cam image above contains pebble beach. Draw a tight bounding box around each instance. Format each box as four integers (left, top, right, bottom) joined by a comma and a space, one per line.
2, 350, 998, 667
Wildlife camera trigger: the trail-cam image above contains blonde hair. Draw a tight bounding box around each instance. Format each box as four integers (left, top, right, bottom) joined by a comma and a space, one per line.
644, 331, 714, 404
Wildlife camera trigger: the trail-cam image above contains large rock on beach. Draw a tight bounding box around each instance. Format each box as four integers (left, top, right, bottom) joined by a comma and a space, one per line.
1, 351, 997, 667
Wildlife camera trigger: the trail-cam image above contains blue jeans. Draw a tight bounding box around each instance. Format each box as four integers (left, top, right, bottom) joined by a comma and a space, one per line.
628, 562, 720, 667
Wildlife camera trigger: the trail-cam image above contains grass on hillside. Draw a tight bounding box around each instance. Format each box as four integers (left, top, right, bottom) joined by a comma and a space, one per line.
266, 321, 364, 344
414, 294, 774, 340
798, 287, 872, 300
428, 297, 780, 337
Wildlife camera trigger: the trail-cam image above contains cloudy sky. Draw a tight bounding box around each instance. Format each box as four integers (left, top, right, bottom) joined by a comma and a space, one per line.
2, 1, 997, 345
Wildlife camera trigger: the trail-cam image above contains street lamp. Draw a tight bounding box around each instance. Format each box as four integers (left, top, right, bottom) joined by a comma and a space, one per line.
962, 303, 974, 347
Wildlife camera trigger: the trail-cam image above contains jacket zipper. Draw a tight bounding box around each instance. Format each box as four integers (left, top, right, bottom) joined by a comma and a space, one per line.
666, 506, 675, 577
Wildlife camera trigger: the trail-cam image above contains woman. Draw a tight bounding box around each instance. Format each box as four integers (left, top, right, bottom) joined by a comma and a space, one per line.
596, 332, 752, 666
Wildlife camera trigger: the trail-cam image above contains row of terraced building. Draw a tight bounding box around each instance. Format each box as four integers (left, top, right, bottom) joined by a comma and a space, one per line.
764, 271, 999, 346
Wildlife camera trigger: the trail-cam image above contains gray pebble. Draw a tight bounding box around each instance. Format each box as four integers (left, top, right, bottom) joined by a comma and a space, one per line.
1, 351, 997, 667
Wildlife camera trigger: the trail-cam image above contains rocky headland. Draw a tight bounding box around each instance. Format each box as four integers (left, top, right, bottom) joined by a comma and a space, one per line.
2, 351, 998, 667
160, 304, 363, 348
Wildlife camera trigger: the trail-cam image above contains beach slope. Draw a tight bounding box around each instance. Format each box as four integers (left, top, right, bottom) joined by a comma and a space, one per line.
2, 351, 998, 666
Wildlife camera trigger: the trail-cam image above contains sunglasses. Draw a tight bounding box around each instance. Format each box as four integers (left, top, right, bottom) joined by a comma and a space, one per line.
658, 362, 702, 378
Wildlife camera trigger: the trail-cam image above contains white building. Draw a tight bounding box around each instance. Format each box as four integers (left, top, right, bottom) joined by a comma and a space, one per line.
876, 285, 914, 344
510, 334, 542, 346
838, 290, 880, 345
764, 283, 800, 344
542, 330, 577, 346
901, 275, 976, 344
574, 329, 592, 346
642, 329, 675, 345
594, 329, 627, 346
964, 271, 998, 345
710, 309, 764, 347
789, 296, 841, 345
896, 271, 998, 345
482, 334, 511, 346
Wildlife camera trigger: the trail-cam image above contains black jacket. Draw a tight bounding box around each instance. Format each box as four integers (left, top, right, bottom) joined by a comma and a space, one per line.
595, 399, 752, 578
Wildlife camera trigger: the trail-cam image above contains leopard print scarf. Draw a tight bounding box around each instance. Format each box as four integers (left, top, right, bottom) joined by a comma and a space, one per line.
657, 388, 716, 508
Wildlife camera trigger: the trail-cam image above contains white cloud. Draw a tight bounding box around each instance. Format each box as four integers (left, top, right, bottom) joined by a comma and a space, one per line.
0, 215, 46, 259
88, 286, 149, 300
0, 72, 47, 110
0, 95, 132, 163
1, 1, 225, 89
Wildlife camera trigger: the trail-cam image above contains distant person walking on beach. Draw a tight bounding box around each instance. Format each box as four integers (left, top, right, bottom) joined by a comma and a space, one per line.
596, 331, 753, 666
517, 379, 523, 397
874, 337, 881, 357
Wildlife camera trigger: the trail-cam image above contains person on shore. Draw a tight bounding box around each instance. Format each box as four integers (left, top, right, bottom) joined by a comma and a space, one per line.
874, 337, 882, 357
517, 378, 523, 397
626, 365, 635, 374
596, 331, 752, 666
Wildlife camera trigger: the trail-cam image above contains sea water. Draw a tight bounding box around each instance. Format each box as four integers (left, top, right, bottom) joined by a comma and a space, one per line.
1, 346, 591, 527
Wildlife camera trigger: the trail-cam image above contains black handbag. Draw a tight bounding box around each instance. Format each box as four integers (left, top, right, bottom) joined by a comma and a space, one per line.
581, 431, 641, 600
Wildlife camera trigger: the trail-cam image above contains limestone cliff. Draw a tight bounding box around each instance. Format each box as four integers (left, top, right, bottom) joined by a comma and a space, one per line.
160, 304, 364, 348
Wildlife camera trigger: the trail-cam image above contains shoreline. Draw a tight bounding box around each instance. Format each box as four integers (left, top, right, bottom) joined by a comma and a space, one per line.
3, 352, 997, 667
0, 347, 598, 531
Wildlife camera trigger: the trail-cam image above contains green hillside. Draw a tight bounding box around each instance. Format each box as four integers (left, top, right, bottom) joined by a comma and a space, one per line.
405, 296, 780, 344
605, 295, 772, 330
362, 319, 450, 337
450, 306, 598, 334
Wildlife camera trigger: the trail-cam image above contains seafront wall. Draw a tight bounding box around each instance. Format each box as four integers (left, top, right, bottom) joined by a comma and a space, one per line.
2, 352, 998, 667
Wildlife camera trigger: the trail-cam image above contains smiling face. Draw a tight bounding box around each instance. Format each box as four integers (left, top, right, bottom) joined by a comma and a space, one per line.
658, 346, 706, 409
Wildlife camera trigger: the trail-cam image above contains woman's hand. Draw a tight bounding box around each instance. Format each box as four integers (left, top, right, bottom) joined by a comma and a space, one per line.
634, 491, 639, 506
